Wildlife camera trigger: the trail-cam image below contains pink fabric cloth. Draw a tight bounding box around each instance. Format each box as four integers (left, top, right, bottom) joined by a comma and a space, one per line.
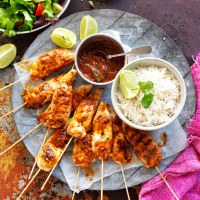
139, 53, 200, 200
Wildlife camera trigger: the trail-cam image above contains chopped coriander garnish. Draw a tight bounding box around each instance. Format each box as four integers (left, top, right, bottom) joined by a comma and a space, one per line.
141, 93, 154, 108
138, 81, 154, 93
138, 81, 154, 108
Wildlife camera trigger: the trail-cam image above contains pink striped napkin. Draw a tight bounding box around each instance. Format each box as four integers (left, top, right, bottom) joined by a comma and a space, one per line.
139, 53, 200, 200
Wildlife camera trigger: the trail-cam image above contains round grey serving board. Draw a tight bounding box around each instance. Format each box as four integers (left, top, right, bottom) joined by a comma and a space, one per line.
13, 9, 196, 190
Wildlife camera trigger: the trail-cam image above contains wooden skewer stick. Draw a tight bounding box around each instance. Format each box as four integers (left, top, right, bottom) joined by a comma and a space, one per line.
155, 167, 179, 200
28, 127, 50, 180
0, 102, 27, 120
72, 166, 81, 200
0, 74, 30, 91
0, 123, 42, 156
120, 164, 130, 200
41, 137, 73, 190
17, 168, 41, 200
101, 159, 104, 200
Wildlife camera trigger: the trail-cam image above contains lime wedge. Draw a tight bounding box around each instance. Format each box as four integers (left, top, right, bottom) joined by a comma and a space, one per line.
80, 15, 98, 41
120, 70, 139, 99
0, 44, 16, 69
51, 28, 77, 49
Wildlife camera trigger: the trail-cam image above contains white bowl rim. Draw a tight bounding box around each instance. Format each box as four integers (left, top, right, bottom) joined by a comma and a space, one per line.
75, 33, 126, 86
111, 57, 187, 131
0, 0, 71, 35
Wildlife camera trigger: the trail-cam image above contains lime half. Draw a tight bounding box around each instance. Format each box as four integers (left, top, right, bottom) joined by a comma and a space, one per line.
51, 28, 77, 49
120, 70, 139, 99
80, 15, 98, 41
0, 44, 16, 69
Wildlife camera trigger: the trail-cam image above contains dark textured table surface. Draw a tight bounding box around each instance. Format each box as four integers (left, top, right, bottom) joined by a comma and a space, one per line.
0, 0, 199, 199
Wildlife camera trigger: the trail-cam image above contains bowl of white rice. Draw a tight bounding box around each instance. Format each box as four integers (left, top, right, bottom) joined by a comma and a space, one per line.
111, 57, 186, 131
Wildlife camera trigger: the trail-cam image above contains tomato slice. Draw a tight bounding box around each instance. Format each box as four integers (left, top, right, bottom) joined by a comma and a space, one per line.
15, 21, 24, 27
35, 3, 44, 17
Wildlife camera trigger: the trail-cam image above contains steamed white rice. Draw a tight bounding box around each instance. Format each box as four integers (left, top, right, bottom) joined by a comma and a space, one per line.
117, 65, 181, 127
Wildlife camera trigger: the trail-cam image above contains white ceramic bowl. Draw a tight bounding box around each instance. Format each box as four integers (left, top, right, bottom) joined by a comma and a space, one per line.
75, 33, 126, 86
0, 0, 71, 35
111, 57, 186, 131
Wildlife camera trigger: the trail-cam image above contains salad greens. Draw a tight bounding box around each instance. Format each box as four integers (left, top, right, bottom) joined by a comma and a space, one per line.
0, 0, 62, 37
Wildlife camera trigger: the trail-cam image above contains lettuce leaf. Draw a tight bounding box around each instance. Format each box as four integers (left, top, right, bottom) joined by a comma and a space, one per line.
10, 0, 35, 30
0, 7, 17, 37
42, 0, 54, 18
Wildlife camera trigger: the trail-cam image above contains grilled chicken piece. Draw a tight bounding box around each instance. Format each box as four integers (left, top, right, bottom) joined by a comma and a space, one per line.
22, 74, 65, 109
107, 105, 132, 164
37, 128, 71, 171
73, 133, 94, 168
112, 123, 132, 164
72, 84, 93, 110
67, 89, 103, 138
38, 69, 77, 128
122, 123, 162, 168
30, 48, 75, 81
92, 101, 113, 161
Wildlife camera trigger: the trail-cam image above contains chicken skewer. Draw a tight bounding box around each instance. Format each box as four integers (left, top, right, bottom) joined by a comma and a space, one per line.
0, 74, 65, 120
0, 48, 75, 92
123, 123, 179, 200
72, 133, 94, 200
108, 105, 132, 200
17, 128, 73, 199
92, 101, 113, 200
0, 69, 76, 156
67, 88, 103, 138
37, 69, 77, 128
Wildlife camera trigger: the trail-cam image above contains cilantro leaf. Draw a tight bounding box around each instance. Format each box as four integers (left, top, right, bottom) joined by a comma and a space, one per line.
138, 81, 154, 93
141, 93, 154, 108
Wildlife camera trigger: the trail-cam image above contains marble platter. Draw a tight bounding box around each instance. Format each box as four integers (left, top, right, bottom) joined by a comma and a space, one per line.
12, 9, 196, 190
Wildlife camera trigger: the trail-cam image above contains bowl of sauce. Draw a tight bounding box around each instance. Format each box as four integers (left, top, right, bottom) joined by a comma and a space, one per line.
75, 33, 125, 85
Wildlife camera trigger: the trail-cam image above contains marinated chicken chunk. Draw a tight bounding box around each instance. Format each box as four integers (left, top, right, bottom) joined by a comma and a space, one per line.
67, 89, 103, 138
123, 123, 162, 168
38, 69, 77, 128
73, 133, 94, 168
92, 101, 113, 161
37, 129, 71, 171
30, 48, 75, 81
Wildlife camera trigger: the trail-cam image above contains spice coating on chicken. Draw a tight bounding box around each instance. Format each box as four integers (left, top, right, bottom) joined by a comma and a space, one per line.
73, 133, 94, 168
22, 74, 65, 109
37, 129, 71, 172
92, 101, 113, 161
67, 89, 103, 138
122, 123, 162, 168
72, 84, 93, 110
30, 48, 75, 81
112, 123, 132, 164
107, 105, 132, 164
38, 69, 77, 128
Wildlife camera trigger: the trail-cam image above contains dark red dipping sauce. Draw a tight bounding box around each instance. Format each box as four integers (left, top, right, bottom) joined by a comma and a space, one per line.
77, 35, 125, 83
